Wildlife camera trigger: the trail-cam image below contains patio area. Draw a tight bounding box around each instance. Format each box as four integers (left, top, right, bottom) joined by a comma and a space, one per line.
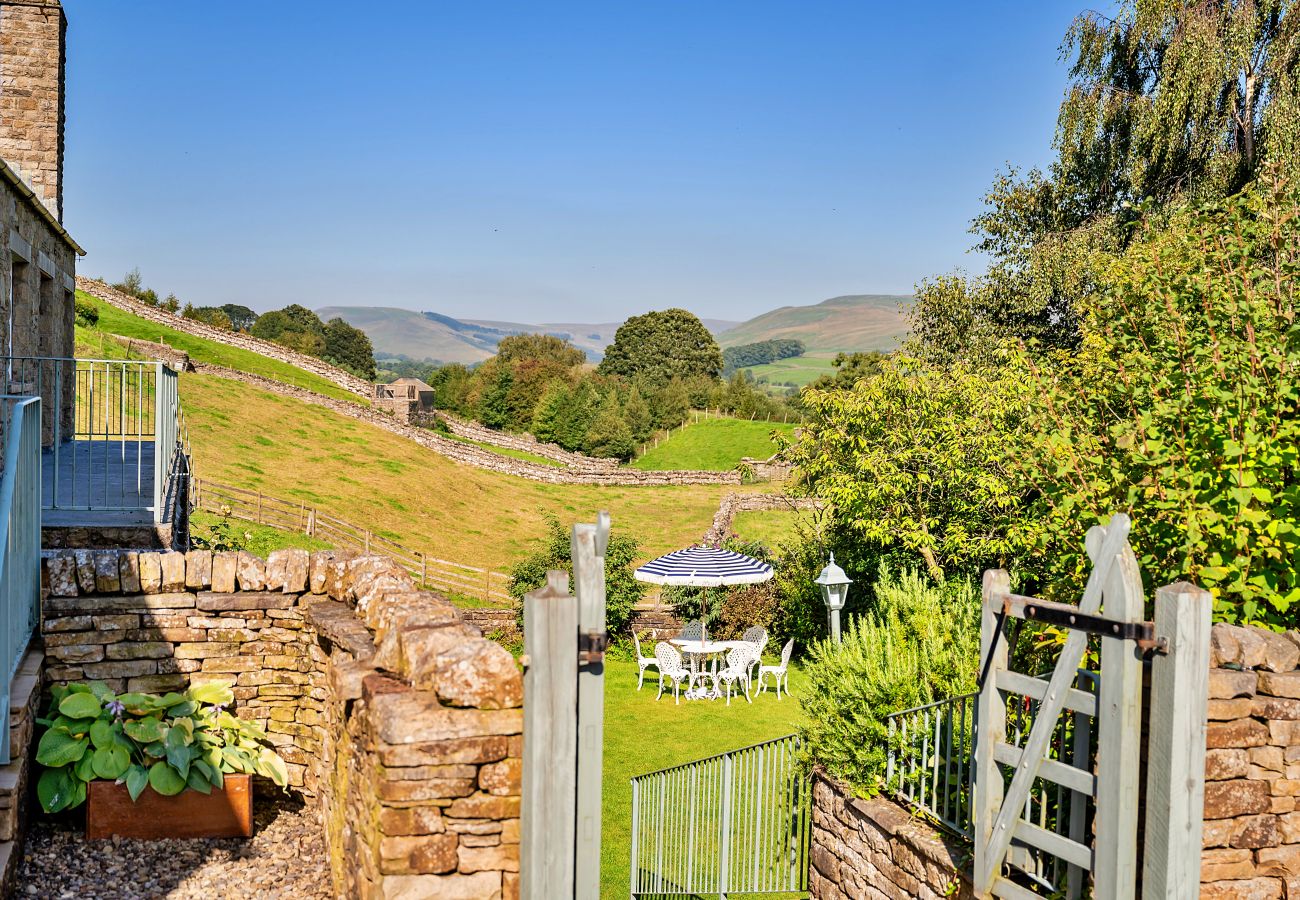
41, 439, 157, 526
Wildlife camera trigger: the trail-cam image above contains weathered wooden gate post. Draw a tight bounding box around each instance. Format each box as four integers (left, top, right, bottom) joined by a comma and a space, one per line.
974, 568, 1009, 892
520, 513, 610, 900
1141, 582, 1212, 899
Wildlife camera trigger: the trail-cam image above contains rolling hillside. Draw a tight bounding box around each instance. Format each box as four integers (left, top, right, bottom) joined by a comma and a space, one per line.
716, 294, 911, 354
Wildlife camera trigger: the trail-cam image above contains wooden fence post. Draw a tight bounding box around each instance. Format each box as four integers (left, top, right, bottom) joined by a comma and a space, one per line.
571, 513, 609, 900
256, 491, 263, 524
1093, 532, 1144, 899
974, 568, 1009, 896
521, 571, 578, 900
1141, 582, 1211, 899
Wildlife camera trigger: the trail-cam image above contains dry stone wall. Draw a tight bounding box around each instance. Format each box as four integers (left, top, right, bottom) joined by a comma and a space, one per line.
809, 770, 971, 900
704, 492, 822, 544
1201, 621, 1300, 898
39, 547, 521, 899
75, 278, 373, 397
435, 412, 621, 472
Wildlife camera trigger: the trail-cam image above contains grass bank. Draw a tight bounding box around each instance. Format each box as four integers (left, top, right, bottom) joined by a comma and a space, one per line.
181, 373, 741, 571
632, 417, 795, 472
80, 292, 359, 402
741, 353, 837, 389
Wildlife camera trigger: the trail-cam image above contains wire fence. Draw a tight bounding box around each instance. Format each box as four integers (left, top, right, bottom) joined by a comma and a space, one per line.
190, 478, 513, 605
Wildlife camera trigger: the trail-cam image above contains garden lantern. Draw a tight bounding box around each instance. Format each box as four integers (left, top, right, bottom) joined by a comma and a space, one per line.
814, 553, 851, 643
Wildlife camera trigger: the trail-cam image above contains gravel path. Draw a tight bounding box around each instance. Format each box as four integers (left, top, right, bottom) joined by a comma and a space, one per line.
17, 795, 332, 899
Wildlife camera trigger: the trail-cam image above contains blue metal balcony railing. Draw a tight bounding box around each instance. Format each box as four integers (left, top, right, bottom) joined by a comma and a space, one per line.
0, 396, 41, 764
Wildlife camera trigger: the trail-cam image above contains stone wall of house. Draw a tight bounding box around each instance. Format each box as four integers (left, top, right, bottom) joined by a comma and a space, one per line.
75, 278, 374, 397
1200, 621, 1300, 898
39, 547, 522, 899
809, 770, 971, 900
0, 0, 65, 220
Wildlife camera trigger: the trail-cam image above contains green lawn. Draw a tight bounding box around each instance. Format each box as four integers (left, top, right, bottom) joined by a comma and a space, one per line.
188, 510, 333, 557
741, 354, 837, 389
731, 508, 814, 550
632, 418, 796, 471
601, 655, 807, 898
80, 292, 360, 402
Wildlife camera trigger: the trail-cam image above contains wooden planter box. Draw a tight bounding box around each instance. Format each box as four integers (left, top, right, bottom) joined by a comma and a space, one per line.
86, 774, 252, 839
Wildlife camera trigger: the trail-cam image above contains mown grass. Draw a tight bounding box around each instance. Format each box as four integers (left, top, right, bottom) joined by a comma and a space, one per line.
601, 655, 806, 898
632, 417, 796, 472
181, 373, 746, 571
730, 508, 814, 549
189, 509, 333, 557
79, 292, 359, 401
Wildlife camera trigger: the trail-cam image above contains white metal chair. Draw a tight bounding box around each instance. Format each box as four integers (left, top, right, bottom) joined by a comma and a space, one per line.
654, 642, 694, 704
757, 639, 794, 699
716, 646, 755, 706
741, 625, 769, 687
679, 620, 704, 642
633, 631, 659, 691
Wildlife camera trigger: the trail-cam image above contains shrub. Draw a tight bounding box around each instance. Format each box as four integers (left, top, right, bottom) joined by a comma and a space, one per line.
74, 297, 98, 327
800, 570, 979, 794
1020, 175, 1300, 625
507, 516, 645, 634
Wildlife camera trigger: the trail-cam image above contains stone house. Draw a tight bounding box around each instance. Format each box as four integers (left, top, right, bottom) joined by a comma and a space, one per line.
374, 376, 436, 420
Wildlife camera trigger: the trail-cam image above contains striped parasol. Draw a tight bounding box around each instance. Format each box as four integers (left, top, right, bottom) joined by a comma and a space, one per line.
633, 546, 774, 588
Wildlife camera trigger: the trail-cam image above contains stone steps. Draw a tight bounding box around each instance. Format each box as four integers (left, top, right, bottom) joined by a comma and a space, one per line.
0, 643, 44, 897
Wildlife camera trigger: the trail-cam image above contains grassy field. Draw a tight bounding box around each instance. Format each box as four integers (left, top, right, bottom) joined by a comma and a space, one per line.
731, 508, 815, 549
741, 354, 837, 389
181, 373, 743, 570
601, 655, 806, 898
632, 418, 796, 471
79, 293, 359, 402
189, 509, 333, 557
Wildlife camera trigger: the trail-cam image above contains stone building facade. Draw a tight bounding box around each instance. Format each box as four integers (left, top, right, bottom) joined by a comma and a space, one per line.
0, 0, 81, 440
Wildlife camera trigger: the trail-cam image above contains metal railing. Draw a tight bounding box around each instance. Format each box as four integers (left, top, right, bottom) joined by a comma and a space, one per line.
0, 397, 41, 764
886, 690, 977, 838
0, 357, 186, 522
630, 734, 810, 898
884, 670, 1101, 897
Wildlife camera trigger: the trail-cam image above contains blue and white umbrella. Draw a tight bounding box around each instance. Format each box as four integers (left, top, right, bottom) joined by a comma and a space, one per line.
634, 546, 774, 588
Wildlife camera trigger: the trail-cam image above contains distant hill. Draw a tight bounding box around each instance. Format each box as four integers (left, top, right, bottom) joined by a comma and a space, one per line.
317, 306, 741, 365
716, 294, 911, 354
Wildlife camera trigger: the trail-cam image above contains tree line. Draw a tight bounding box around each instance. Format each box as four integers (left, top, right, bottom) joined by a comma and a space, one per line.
722, 338, 805, 372
108, 269, 377, 380
403, 309, 801, 461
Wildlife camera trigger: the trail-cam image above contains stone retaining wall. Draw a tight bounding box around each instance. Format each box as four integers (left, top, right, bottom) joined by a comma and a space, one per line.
1201, 621, 1300, 898
809, 770, 971, 900
39, 547, 521, 899
76, 278, 373, 397
116, 335, 191, 371
0, 644, 42, 894
436, 413, 621, 473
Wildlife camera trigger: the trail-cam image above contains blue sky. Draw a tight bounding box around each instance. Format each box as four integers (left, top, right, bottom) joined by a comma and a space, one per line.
64, 1, 1085, 323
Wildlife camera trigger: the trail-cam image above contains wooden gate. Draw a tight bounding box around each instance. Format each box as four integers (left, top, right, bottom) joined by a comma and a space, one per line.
974, 514, 1212, 898
520, 512, 610, 900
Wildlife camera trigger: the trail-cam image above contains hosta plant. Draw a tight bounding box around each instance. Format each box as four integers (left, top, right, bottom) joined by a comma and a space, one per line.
35, 680, 289, 814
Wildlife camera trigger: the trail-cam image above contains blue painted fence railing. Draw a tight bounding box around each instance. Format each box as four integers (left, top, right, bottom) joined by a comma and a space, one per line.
0, 396, 42, 764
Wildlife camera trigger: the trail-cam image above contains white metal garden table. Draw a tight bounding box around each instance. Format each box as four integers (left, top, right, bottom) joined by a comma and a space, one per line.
669, 638, 752, 700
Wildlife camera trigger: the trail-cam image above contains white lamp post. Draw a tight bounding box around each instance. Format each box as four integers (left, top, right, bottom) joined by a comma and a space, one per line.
814, 553, 852, 643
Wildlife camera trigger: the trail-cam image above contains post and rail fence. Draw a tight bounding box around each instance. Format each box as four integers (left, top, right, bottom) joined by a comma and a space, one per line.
0, 396, 42, 764
628, 733, 810, 899
190, 478, 514, 605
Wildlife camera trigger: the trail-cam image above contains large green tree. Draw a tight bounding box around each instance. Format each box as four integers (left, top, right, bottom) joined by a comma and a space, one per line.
911, 0, 1300, 364
323, 317, 377, 380
597, 309, 723, 387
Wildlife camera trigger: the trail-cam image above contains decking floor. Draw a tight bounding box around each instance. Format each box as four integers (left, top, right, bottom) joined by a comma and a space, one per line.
40, 439, 156, 526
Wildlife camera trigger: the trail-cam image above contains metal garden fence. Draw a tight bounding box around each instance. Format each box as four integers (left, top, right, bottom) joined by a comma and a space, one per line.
0, 396, 41, 764
629, 733, 810, 898
886, 690, 977, 838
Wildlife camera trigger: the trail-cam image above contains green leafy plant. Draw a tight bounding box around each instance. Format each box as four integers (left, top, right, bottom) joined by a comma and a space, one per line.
189, 504, 250, 553
35, 680, 289, 814
800, 570, 979, 795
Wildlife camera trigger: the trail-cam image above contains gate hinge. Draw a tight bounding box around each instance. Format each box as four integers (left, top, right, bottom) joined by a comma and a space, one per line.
578, 629, 608, 665
1008, 597, 1167, 654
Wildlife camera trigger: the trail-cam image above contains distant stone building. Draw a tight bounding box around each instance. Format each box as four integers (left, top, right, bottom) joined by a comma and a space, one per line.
374, 377, 435, 420
0, 0, 82, 435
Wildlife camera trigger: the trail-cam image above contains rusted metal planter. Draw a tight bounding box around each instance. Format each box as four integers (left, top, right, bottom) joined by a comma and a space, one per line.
86, 774, 252, 839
